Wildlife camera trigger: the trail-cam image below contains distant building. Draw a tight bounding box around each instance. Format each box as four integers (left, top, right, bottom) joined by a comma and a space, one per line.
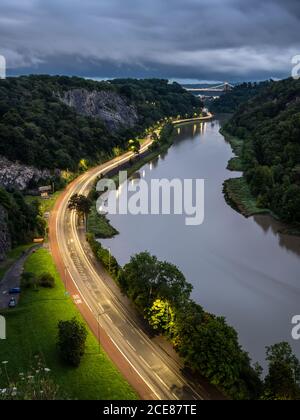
38, 185, 52, 198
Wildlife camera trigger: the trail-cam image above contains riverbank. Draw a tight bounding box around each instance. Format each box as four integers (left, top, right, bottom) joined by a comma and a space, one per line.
221, 128, 273, 218
221, 128, 300, 235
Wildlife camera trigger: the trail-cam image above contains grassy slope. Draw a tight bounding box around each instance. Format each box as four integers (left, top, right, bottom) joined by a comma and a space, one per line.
0, 248, 137, 400
87, 208, 119, 238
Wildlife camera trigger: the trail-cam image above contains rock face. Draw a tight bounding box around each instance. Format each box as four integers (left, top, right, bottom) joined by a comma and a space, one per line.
0, 156, 53, 191
0, 205, 11, 261
59, 89, 138, 131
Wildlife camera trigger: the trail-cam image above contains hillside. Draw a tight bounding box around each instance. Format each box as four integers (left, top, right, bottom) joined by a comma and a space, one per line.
210, 81, 272, 114
0, 76, 201, 256
223, 77, 300, 225
0, 76, 201, 173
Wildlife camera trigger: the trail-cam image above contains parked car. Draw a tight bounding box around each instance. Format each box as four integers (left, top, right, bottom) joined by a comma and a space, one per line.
8, 297, 16, 308
9, 287, 21, 294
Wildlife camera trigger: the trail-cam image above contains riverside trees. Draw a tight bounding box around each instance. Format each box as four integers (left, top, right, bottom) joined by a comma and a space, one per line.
118, 251, 262, 399
223, 77, 300, 225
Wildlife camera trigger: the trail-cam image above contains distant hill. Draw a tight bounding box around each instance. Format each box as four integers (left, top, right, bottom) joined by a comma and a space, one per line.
223, 77, 300, 225
209, 81, 272, 113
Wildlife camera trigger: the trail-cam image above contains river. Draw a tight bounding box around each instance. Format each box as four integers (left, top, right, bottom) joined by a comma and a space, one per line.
102, 117, 300, 367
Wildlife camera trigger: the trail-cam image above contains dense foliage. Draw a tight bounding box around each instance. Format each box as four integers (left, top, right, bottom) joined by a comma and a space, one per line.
263, 342, 300, 400
118, 251, 261, 399
210, 81, 272, 114
57, 317, 88, 367
0, 76, 200, 171
0, 187, 46, 246
223, 77, 300, 224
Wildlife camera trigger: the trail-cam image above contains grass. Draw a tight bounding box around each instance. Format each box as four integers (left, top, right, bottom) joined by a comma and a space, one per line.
0, 244, 33, 281
223, 178, 270, 217
0, 248, 137, 400
25, 191, 61, 215
87, 207, 119, 238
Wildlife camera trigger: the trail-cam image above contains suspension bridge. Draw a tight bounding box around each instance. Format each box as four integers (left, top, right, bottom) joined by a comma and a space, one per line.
185, 82, 234, 93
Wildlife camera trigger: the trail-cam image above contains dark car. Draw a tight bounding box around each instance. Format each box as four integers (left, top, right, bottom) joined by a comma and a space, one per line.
9, 287, 21, 294
8, 297, 16, 308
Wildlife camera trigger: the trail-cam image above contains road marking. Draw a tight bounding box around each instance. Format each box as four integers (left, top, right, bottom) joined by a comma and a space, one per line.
126, 340, 136, 352
109, 336, 161, 400
106, 314, 113, 323
154, 372, 170, 391
116, 327, 124, 337
139, 355, 152, 370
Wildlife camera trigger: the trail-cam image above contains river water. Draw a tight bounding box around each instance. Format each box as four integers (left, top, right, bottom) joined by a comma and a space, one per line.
102, 117, 300, 367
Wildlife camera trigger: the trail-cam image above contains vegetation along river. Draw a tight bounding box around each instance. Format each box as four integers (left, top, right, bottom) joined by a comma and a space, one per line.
102, 117, 300, 367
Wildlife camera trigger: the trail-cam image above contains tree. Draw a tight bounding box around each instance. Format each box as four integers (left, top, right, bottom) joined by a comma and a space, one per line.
38, 272, 55, 288
68, 194, 92, 225
146, 299, 175, 335
128, 138, 141, 155
57, 318, 88, 367
263, 342, 300, 400
119, 252, 192, 311
177, 314, 260, 399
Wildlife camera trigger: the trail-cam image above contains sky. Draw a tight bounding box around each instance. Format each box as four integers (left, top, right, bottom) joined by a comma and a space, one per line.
0, 0, 299, 82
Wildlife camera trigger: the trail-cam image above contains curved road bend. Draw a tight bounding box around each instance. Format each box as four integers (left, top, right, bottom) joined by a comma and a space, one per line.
49, 130, 215, 400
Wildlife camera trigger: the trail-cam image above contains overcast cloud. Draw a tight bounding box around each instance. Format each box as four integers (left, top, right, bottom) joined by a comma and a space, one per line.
0, 0, 299, 81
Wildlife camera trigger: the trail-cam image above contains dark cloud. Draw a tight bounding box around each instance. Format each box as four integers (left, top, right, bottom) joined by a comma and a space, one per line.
0, 0, 299, 81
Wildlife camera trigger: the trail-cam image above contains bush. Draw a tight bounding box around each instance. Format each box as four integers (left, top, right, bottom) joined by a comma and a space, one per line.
38, 272, 55, 288
57, 318, 88, 367
21, 271, 37, 289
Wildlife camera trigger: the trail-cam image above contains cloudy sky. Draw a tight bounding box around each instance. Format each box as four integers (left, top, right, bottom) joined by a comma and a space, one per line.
0, 0, 299, 82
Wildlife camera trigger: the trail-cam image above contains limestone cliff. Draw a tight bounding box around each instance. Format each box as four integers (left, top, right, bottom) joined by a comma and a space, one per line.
59, 89, 138, 131
0, 157, 55, 191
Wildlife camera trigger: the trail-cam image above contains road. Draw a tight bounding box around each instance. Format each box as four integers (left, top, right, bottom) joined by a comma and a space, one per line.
0, 246, 39, 309
49, 127, 219, 400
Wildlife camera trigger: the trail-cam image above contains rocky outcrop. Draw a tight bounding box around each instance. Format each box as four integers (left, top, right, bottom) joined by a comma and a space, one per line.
59, 89, 138, 131
0, 156, 54, 191
0, 205, 11, 261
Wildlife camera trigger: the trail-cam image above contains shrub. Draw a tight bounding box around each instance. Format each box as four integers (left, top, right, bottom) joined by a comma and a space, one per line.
57, 318, 88, 367
38, 273, 55, 288
21, 272, 37, 289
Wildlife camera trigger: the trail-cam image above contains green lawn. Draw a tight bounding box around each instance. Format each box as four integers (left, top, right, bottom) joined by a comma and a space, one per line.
0, 244, 33, 281
87, 207, 119, 238
25, 191, 61, 214
0, 248, 137, 400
